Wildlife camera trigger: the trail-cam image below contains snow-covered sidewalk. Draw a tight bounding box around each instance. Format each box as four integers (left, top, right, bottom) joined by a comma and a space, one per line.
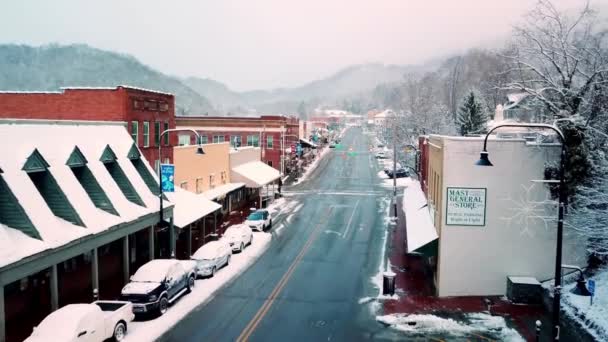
561, 267, 608, 340
123, 232, 272, 341
292, 146, 331, 185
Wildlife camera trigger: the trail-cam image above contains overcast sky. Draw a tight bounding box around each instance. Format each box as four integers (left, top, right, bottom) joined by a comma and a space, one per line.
0, 0, 595, 91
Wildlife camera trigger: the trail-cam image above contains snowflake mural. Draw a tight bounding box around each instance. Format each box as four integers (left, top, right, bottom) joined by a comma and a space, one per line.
500, 183, 558, 237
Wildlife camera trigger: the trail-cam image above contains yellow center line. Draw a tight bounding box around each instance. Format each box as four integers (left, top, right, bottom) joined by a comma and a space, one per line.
236, 207, 333, 342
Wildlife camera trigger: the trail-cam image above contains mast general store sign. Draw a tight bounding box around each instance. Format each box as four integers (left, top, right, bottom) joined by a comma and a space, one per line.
446, 187, 487, 226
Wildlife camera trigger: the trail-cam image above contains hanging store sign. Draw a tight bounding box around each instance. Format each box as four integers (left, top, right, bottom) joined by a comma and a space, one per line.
160, 164, 175, 193
446, 187, 487, 226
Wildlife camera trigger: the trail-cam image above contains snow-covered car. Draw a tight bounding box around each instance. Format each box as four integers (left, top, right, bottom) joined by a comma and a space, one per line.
385, 168, 410, 178
221, 224, 253, 252
120, 259, 196, 316
375, 150, 387, 159
190, 240, 232, 277
25, 301, 134, 342
245, 209, 272, 231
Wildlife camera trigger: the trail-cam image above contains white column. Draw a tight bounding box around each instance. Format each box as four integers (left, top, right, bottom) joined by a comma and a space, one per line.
50, 265, 58, 311
170, 217, 176, 258
122, 237, 129, 283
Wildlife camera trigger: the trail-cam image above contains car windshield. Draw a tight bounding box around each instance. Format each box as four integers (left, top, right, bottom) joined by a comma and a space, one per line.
131, 261, 172, 283
247, 212, 264, 221
192, 242, 220, 260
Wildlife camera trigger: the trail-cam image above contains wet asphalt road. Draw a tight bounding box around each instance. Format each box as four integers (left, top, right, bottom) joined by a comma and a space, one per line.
161, 127, 395, 341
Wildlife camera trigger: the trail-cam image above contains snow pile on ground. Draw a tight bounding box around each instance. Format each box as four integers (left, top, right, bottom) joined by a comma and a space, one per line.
561, 267, 608, 340
123, 232, 272, 341
376, 313, 525, 341
292, 147, 331, 185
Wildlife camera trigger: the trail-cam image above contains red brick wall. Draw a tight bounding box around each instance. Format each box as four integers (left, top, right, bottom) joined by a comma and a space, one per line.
419, 136, 429, 196
0, 87, 177, 166
0, 89, 125, 121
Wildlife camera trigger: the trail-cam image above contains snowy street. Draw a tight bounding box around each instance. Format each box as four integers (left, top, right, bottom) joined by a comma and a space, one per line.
159, 127, 525, 341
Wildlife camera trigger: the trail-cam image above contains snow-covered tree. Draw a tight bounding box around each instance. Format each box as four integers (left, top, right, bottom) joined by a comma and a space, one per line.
456, 91, 488, 136
502, 0, 608, 118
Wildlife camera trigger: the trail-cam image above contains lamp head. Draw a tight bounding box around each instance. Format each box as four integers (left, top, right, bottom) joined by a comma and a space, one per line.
196, 146, 205, 155
571, 276, 593, 296
475, 151, 493, 166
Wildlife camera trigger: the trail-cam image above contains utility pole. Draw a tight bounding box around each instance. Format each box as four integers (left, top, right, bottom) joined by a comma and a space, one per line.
392, 118, 397, 218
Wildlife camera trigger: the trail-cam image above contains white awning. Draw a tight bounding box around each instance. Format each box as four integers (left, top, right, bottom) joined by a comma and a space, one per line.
231, 161, 281, 188
404, 181, 438, 252
203, 182, 245, 201
164, 188, 221, 229
299, 138, 318, 148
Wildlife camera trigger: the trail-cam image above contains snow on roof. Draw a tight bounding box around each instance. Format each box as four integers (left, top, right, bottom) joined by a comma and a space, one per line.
508, 276, 541, 285
403, 180, 438, 252
231, 161, 280, 188
60, 85, 174, 97
203, 182, 245, 201
299, 138, 318, 148
374, 110, 396, 119
0, 90, 63, 94
164, 188, 221, 228
0, 121, 171, 268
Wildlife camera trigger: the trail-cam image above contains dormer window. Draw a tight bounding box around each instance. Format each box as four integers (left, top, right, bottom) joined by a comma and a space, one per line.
0, 171, 40, 239
67, 146, 118, 216
100, 145, 146, 207
127, 144, 161, 197
23, 149, 85, 227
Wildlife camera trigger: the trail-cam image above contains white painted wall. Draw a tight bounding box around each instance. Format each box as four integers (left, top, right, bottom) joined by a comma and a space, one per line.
436, 136, 585, 297
229, 146, 261, 168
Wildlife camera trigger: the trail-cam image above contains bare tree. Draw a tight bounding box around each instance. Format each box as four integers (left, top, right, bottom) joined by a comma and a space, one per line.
502, 0, 608, 118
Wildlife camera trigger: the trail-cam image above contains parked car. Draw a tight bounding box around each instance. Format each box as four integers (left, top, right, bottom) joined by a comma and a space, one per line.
222, 224, 253, 252
190, 240, 232, 277
120, 259, 196, 316
25, 301, 134, 342
375, 150, 387, 159
383, 162, 402, 174
329, 142, 336, 148
245, 209, 272, 231
385, 168, 410, 178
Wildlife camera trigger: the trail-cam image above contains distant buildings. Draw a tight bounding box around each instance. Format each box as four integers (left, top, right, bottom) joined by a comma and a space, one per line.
175, 115, 300, 174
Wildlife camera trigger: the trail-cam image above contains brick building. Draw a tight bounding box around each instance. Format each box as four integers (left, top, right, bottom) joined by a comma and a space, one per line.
176, 115, 300, 174
0, 86, 177, 169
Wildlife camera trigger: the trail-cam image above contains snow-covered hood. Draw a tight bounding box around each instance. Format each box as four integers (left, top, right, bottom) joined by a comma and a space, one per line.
121, 281, 162, 295
245, 219, 263, 226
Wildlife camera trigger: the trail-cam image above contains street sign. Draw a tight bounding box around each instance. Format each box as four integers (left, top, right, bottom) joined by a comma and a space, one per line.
588, 279, 595, 295
160, 164, 175, 192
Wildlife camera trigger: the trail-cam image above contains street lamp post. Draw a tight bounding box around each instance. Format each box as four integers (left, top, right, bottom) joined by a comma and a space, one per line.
158, 128, 204, 258
475, 123, 566, 341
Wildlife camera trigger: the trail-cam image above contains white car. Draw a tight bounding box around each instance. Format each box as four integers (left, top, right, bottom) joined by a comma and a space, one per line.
190, 240, 232, 277
222, 224, 253, 252
245, 209, 272, 231
25, 301, 134, 342
375, 150, 387, 159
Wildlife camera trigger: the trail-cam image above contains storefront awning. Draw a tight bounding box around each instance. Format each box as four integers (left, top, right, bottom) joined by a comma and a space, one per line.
231, 161, 281, 188
299, 138, 318, 148
165, 188, 222, 229
203, 182, 245, 201
404, 181, 439, 254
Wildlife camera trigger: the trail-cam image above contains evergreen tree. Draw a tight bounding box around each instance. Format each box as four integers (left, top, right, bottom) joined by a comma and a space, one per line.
456, 91, 487, 136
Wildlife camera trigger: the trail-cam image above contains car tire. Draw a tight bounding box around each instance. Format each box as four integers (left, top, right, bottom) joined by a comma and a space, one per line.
186, 275, 195, 293
249, 235, 253, 246
239, 243, 244, 253
226, 255, 231, 266
112, 321, 127, 341
269, 220, 272, 228
210, 266, 216, 277
158, 296, 169, 316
